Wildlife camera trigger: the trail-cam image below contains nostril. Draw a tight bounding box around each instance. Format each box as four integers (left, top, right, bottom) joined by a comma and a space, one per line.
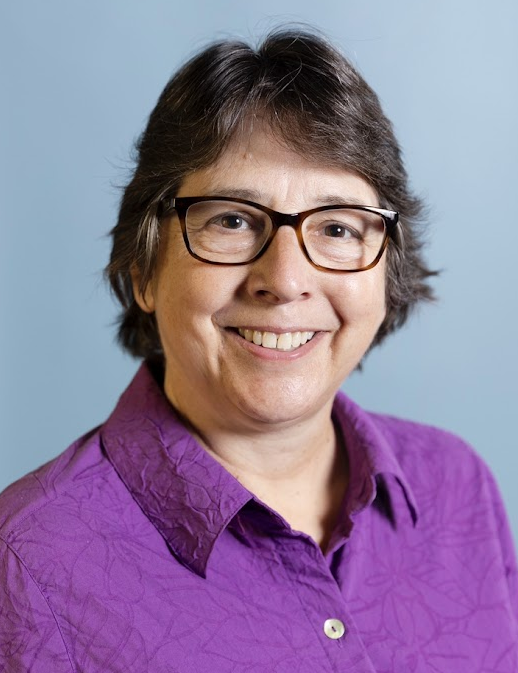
256, 289, 283, 302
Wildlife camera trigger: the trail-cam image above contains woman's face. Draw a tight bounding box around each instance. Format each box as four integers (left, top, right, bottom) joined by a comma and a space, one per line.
136, 129, 387, 434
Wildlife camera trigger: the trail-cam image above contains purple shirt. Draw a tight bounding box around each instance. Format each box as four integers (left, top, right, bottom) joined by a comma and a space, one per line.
1, 363, 517, 672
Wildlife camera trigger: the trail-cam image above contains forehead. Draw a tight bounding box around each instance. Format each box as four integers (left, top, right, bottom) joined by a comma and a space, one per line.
177, 128, 380, 210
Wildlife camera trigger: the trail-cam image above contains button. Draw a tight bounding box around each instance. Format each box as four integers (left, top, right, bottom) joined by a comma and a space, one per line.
323, 618, 346, 640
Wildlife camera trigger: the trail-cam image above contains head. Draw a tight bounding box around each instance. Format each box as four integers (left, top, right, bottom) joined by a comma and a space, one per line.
107, 28, 435, 363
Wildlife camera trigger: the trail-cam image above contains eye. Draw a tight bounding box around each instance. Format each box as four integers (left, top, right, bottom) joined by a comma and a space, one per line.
208, 211, 259, 231
220, 214, 247, 230
323, 223, 356, 239
186, 201, 268, 237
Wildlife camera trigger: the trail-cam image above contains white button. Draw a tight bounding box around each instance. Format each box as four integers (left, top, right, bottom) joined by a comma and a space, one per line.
323, 618, 346, 640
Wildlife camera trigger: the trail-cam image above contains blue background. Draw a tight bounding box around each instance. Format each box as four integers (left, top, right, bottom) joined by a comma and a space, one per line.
1, 1, 517, 538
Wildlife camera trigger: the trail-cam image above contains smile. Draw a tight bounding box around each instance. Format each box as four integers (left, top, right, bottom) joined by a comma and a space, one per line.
237, 328, 316, 351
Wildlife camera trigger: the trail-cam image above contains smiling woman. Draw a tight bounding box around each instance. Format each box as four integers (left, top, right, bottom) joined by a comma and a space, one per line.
136, 135, 388, 434
1, 27, 517, 673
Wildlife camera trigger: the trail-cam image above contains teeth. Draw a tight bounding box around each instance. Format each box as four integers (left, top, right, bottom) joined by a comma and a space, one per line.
262, 332, 277, 349
276, 333, 293, 350
237, 328, 315, 351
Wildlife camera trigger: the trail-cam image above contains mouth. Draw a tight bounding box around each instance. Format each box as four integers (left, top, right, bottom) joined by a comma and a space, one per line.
236, 328, 316, 352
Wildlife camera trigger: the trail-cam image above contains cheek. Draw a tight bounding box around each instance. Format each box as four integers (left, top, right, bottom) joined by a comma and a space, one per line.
334, 266, 387, 328
153, 257, 242, 343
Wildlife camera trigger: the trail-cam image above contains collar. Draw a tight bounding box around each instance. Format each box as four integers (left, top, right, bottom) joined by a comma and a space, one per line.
332, 392, 419, 527
101, 363, 252, 578
102, 363, 419, 577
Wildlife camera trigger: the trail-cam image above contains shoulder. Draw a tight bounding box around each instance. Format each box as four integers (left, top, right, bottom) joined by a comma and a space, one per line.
369, 408, 483, 472
336, 390, 488, 481
368, 408, 495, 494
0, 429, 114, 673
0, 426, 115, 542
334, 391, 506, 524
338, 391, 517, 570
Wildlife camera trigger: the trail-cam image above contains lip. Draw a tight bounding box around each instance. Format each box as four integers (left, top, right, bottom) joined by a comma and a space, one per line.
226, 327, 325, 361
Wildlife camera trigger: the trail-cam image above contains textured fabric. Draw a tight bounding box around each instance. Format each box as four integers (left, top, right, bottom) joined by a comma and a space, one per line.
1, 363, 517, 672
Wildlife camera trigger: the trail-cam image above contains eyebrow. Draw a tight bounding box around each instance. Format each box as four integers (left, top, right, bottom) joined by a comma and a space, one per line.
314, 194, 376, 207
205, 188, 262, 201
198, 188, 378, 210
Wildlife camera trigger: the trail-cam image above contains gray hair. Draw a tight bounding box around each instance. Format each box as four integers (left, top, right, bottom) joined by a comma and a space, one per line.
107, 28, 435, 358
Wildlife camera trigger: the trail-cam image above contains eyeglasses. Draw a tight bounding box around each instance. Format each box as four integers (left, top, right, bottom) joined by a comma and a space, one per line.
160, 195, 399, 272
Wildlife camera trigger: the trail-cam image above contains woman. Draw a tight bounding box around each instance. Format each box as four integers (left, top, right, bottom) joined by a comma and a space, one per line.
1, 29, 517, 672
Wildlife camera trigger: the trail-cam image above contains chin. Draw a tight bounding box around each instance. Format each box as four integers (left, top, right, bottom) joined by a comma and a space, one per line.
230, 382, 333, 428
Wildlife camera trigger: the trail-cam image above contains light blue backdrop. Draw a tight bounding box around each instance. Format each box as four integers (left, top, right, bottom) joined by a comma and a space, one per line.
1, 1, 517, 538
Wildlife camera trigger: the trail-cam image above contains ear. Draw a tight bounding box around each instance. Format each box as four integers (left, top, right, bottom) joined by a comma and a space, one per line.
130, 265, 156, 313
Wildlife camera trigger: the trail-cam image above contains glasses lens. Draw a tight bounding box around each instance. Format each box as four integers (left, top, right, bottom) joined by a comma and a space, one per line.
302, 208, 386, 270
185, 200, 271, 263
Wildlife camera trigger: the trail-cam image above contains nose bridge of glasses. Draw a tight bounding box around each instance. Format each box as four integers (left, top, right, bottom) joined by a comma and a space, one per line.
261, 210, 311, 267
269, 210, 303, 231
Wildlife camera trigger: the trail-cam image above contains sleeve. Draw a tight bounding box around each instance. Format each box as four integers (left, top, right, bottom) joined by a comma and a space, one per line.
0, 538, 73, 672
486, 470, 518, 622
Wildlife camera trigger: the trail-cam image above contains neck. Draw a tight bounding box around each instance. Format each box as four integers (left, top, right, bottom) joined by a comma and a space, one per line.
184, 405, 349, 552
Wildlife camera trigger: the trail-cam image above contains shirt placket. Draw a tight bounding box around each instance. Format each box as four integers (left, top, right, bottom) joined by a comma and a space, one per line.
273, 533, 377, 672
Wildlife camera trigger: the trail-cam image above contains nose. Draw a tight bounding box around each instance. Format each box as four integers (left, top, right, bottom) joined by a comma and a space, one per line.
244, 226, 314, 304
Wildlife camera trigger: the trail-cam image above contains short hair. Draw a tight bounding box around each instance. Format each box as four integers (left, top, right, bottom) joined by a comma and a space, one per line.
106, 28, 435, 359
